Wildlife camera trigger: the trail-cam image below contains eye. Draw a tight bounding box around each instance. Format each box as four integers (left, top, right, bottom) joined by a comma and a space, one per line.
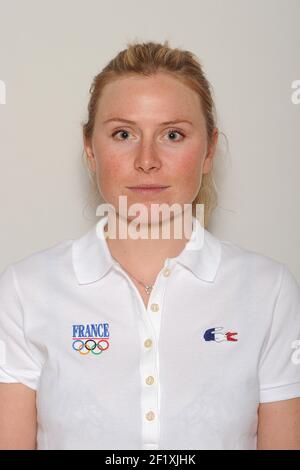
111, 128, 186, 142
165, 129, 185, 142
111, 129, 131, 141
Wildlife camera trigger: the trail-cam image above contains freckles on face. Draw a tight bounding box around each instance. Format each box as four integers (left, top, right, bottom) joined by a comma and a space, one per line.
94, 151, 125, 202
90, 73, 209, 206
168, 143, 205, 204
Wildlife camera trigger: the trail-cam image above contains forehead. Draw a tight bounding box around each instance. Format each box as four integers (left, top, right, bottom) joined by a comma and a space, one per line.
96, 73, 204, 124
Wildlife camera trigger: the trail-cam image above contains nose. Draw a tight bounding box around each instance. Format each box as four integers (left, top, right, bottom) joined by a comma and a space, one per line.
134, 139, 162, 173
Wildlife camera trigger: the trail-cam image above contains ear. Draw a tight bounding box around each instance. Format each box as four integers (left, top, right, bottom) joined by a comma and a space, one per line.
83, 135, 96, 173
202, 127, 219, 175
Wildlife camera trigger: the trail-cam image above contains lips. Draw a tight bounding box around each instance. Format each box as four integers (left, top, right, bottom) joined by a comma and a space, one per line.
126, 185, 170, 194
127, 185, 170, 189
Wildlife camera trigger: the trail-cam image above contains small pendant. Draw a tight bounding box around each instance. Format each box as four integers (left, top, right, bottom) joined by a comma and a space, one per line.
145, 285, 153, 295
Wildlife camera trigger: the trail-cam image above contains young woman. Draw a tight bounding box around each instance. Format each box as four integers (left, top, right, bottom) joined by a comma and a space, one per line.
0, 41, 300, 450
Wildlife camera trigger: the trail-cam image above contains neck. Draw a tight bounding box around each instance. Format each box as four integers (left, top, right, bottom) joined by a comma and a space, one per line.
104, 212, 193, 277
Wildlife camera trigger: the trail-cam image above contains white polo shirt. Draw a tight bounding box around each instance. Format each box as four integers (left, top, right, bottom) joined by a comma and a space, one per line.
0, 215, 300, 450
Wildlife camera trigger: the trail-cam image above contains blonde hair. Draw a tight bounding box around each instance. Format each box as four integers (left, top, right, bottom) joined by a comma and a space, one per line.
82, 40, 225, 227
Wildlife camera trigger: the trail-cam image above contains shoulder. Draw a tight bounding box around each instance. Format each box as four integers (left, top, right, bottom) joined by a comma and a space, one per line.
217, 236, 286, 288
215, 237, 300, 321
0, 238, 74, 290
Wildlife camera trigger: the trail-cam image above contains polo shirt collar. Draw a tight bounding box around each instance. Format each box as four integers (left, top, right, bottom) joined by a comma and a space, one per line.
72, 214, 221, 285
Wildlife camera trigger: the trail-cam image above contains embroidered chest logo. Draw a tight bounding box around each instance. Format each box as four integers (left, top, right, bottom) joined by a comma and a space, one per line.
204, 327, 238, 342
72, 323, 110, 355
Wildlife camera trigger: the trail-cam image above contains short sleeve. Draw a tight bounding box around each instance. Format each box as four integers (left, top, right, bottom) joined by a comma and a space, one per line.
0, 264, 41, 391
259, 263, 300, 403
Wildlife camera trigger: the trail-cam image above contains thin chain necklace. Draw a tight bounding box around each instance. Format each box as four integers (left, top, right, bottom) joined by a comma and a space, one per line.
116, 262, 154, 295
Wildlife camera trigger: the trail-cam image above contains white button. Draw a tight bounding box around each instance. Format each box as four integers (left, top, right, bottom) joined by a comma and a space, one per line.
144, 338, 153, 348
163, 268, 171, 277
145, 375, 155, 385
150, 303, 159, 312
145, 410, 155, 421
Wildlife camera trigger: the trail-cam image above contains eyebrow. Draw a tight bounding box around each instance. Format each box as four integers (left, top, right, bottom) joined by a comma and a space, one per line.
102, 117, 194, 126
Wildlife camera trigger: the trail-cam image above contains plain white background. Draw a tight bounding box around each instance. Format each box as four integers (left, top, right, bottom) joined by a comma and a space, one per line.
0, 0, 299, 281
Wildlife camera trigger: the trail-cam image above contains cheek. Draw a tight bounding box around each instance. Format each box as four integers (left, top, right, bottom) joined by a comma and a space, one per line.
94, 153, 129, 202
92, 135, 120, 175
97, 163, 118, 199
169, 148, 204, 202
174, 150, 202, 182
93, 139, 129, 180
98, 159, 120, 179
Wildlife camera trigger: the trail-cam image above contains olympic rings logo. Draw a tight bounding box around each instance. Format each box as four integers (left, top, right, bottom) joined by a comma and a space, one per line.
72, 339, 110, 355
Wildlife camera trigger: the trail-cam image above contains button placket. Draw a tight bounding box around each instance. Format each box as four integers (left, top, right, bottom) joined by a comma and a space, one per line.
141, 332, 159, 445
147, 260, 173, 339
113, 258, 174, 449
139, 260, 173, 449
